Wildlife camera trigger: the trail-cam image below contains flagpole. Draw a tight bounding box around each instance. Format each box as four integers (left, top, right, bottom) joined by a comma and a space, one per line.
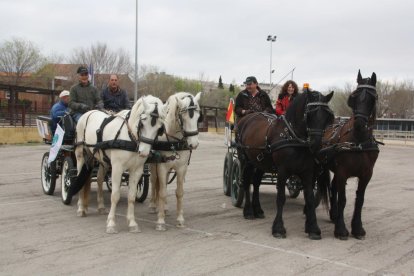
134, 0, 138, 102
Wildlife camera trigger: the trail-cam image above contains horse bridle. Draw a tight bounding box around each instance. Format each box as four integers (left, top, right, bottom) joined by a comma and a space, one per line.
351, 84, 377, 122
177, 95, 200, 138
304, 93, 334, 138
132, 103, 163, 145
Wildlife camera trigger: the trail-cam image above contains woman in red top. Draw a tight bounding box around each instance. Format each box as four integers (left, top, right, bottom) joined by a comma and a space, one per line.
275, 80, 299, 115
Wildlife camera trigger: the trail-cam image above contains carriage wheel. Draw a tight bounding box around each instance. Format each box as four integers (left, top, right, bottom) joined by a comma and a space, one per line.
61, 156, 75, 205
136, 165, 149, 203
41, 152, 57, 195
230, 159, 244, 207
287, 175, 301, 198
223, 152, 233, 196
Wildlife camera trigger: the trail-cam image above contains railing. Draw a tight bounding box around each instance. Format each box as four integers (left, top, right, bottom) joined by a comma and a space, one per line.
374, 130, 414, 142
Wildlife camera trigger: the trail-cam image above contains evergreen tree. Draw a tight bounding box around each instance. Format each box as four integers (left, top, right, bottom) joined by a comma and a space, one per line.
218, 75, 224, 89
229, 84, 234, 92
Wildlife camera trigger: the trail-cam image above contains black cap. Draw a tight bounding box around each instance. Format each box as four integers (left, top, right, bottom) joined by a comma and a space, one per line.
244, 76, 257, 84
77, 66, 88, 74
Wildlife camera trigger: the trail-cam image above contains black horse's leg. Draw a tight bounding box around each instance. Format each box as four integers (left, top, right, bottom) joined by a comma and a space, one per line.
334, 173, 349, 240
252, 168, 265, 218
243, 164, 254, 219
302, 172, 322, 240
329, 175, 338, 222
272, 171, 287, 238
351, 174, 371, 239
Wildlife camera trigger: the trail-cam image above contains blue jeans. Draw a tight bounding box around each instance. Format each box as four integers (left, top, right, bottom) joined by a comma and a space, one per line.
72, 113, 83, 123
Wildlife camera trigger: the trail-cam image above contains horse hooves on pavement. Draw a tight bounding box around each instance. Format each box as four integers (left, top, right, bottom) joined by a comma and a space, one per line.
106, 226, 118, 234
244, 214, 255, 220
98, 208, 107, 215
272, 232, 287, 239
308, 233, 322, 240
155, 224, 167, 231
148, 207, 157, 214
352, 234, 365, 240
254, 213, 265, 219
77, 210, 87, 217
129, 225, 141, 233
176, 223, 185, 228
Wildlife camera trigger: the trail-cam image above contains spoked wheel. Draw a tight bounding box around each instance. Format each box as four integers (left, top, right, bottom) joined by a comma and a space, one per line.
230, 159, 244, 207
287, 175, 301, 198
136, 165, 149, 203
41, 152, 57, 195
61, 156, 75, 205
223, 152, 233, 196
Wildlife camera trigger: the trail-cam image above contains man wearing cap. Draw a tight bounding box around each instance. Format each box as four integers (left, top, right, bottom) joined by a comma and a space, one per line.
234, 76, 274, 119
101, 74, 131, 112
69, 66, 103, 122
50, 90, 70, 134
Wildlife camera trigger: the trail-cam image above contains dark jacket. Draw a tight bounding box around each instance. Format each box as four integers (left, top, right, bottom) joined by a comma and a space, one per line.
50, 100, 68, 134
101, 86, 131, 112
69, 82, 103, 114
234, 88, 274, 118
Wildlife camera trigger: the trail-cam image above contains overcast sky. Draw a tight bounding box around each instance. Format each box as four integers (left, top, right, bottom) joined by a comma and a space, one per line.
1, 0, 413, 91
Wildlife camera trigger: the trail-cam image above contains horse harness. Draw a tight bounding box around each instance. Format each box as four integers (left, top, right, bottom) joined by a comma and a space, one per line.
77, 107, 162, 166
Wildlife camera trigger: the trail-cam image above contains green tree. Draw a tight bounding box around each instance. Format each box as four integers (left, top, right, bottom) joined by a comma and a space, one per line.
218, 75, 224, 89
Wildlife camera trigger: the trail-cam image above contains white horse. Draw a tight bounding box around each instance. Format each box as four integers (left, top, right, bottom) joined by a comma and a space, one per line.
149, 91, 202, 231
74, 95, 164, 233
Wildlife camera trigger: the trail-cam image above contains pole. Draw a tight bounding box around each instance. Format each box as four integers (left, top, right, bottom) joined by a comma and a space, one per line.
269, 42, 272, 87
134, 0, 138, 102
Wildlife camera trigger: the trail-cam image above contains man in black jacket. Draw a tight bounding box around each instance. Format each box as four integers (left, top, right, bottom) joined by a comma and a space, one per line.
101, 74, 131, 112
234, 76, 274, 119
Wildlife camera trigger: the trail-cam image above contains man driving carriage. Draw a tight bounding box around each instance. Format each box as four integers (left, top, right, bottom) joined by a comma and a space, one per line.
234, 76, 274, 118
101, 74, 131, 112
69, 66, 103, 122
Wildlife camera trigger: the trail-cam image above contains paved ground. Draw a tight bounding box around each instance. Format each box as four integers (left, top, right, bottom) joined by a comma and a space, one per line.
0, 133, 413, 276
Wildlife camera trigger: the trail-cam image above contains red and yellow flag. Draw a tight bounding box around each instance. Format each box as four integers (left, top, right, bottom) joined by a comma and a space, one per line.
226, 98, 234, 124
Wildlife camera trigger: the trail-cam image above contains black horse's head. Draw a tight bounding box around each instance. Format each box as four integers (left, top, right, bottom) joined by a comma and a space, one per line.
286, 90, 334, 153
348, 70, 378, 141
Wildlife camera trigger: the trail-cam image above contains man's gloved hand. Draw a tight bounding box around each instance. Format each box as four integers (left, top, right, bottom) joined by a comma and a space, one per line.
81, 104, 90, 112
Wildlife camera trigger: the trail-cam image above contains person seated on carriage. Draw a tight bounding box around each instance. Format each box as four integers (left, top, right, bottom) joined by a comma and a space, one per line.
50, 90, 70, 135
69, 66, 103, 122
101, 74, 131, 112
275, 80, 299, 116
234, 76, 274, 119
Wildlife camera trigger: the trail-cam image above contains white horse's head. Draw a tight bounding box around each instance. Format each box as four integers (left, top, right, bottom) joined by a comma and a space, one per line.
133, 95, 164, 157
174, 92, 202, 149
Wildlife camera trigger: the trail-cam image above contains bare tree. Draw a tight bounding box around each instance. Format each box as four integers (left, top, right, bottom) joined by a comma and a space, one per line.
0, 37, 45, 85
70, 42, 133, 88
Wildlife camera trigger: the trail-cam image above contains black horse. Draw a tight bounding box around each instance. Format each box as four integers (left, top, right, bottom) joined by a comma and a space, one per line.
318, 70, 380, 240
236, 90, 334, 239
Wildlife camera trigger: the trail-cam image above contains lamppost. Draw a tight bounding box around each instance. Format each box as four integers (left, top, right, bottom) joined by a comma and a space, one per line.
266, 35, 277, 89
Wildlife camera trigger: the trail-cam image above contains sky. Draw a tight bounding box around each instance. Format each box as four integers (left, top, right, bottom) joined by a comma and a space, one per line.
1, 0, 413, 91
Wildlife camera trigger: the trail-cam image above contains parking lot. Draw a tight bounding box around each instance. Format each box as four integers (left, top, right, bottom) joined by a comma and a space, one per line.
0, 133, 413, 275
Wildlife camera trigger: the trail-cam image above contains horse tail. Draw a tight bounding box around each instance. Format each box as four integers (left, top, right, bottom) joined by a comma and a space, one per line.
152, 164, 160, 205
316, 166, 330, 213
68, 163, 94, 198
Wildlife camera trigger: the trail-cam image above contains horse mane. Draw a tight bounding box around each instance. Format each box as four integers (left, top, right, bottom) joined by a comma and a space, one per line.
285, 92, 307, 127
131, 95, 160, 116
163, 92, 195, 134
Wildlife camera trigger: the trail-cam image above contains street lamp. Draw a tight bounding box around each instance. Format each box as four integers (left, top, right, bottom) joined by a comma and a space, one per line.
266, 35, 277, 88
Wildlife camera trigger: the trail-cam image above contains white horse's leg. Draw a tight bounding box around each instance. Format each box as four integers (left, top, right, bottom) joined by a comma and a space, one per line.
126, 165, 143, 233
148, 164, 158, 214
156, 166, 169, 231
96, 164, 106, 215
75, 146, 89, 217
106, 167, 122, 234
175, 165, 188, 228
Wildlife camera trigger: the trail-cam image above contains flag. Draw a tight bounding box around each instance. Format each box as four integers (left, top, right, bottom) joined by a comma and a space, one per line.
226, 98, 234, 124
48, 124, 64, 163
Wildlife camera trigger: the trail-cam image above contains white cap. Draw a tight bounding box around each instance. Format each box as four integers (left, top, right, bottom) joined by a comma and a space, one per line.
59, 90, 70, 98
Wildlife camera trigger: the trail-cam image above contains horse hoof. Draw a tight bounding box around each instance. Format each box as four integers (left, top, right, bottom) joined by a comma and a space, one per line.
352, 234, 365, 240
98, 208, 107, 215
254, 213, 265, 219
148, 207, 157, 214
106, 226, 118, 234
334, 233, 349, 240
155, 224, 167, 231
176, 223, 185, 228
129, 225, 141, 233
272, 232, 286, 239
77, 210, 87, 217
308, 233, 322, 240
244, 214, 255, 220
